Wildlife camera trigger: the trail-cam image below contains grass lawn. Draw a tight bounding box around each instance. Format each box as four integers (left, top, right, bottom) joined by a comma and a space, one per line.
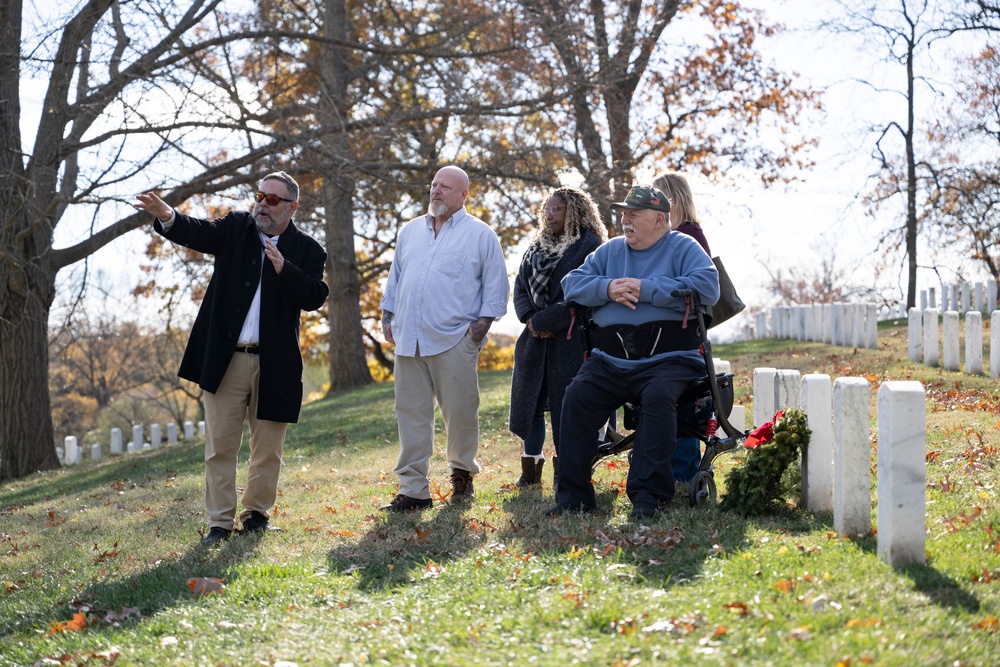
1, 319, 999, 666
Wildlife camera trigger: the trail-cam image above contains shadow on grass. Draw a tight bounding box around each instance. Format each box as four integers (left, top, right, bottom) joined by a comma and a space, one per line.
325, 500, 478, 591
2, 529, 268, 640
849, 533, 982, 613
0, 441, 205, 510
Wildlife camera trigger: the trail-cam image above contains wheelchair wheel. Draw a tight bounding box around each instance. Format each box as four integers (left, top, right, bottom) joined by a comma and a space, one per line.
688, 470, 716, 507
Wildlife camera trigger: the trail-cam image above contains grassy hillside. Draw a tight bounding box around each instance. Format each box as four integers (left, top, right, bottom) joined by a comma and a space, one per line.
1, 319, 998, 666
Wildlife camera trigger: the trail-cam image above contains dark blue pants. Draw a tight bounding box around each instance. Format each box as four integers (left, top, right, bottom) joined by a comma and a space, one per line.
557, 354, 704, 510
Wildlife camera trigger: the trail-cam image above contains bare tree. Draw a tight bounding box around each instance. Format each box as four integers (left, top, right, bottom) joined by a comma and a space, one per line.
1, 1, 332, 480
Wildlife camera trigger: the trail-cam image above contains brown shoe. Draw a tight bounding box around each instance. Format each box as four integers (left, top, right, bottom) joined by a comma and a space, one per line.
380, 494, 433, 512
516, 456, 545, 487
450, 469, 475, 504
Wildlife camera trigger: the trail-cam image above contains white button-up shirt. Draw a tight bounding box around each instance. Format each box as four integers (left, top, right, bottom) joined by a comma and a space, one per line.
380, 207, 509, 357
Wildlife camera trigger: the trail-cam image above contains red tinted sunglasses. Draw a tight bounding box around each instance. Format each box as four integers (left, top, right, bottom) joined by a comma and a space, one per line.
254, 192, 295, 206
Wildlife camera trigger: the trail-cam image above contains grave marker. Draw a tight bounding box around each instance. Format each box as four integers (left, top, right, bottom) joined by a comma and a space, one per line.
922, 308, 939, 366
801, 374, 833, 512
876, 381, 926, 567
943, 311, 959, 371
966, 312, 983, 375
833, 377, 871, 536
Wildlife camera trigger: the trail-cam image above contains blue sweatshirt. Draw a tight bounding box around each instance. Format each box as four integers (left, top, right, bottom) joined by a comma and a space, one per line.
562, 230, 720, 369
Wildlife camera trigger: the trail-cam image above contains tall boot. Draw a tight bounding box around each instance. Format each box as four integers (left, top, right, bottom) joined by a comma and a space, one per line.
516, 456, 544, 487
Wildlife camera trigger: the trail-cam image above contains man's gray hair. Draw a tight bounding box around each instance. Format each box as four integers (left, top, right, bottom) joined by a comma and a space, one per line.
262, 171, 299, 202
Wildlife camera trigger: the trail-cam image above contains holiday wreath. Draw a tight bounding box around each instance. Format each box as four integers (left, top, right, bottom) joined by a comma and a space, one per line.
719, 408, 811, 517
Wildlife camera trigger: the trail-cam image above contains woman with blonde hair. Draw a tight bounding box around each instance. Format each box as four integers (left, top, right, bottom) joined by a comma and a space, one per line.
509, 187, 607, 488
652, 172, 710, 255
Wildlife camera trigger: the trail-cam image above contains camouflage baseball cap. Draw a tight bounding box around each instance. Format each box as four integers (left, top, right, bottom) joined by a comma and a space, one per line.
609, 185, 670, 214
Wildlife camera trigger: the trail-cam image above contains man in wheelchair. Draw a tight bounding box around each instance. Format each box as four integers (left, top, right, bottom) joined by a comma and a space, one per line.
545, 185, 720, 521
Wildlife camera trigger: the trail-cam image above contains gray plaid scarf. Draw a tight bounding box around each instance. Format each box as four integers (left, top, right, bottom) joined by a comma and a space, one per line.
526, 243, 562, 309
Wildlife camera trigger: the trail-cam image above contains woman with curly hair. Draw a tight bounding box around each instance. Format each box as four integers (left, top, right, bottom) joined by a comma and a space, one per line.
509, 187, 608, 488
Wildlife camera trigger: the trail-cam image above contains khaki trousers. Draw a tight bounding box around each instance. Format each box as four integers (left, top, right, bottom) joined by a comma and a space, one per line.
203, 351, 288, 529
393, 333, 484, 498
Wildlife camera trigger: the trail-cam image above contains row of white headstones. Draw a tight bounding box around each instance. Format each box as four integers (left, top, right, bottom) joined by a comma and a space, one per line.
751, 368, 926, 570
61, 420, 204, 466
907, 309, 1000, 376
745, 280, 999, 347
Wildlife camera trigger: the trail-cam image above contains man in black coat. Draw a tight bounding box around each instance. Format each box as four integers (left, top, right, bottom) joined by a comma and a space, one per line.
136, 172, 329, 545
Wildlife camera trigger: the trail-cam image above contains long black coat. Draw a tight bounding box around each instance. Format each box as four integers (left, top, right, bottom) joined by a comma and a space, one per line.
508, 230, 603, 453
155, 211, 329, 423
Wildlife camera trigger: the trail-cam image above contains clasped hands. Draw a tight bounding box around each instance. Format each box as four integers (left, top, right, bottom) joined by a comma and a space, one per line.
608, 278, 641, 310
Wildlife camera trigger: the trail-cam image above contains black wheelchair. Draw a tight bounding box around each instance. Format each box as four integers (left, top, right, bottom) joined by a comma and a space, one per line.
577, 289, 748, 506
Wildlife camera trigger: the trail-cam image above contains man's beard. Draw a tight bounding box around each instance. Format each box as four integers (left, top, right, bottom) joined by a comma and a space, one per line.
428, 201, 448, 217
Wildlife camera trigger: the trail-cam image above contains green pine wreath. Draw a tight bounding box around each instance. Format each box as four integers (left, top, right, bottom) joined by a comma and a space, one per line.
719, 408, 811, 516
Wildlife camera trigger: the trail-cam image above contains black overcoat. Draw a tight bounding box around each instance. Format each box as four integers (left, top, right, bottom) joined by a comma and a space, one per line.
155, 210, 329, 423
508, 230, 603, 453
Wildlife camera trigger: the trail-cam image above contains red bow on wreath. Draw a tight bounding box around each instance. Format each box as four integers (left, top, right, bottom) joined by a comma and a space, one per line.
743, 410, 785, 449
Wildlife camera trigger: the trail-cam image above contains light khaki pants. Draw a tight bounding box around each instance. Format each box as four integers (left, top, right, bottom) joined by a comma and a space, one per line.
393, 333, 483, 498
203, 351, 287, 529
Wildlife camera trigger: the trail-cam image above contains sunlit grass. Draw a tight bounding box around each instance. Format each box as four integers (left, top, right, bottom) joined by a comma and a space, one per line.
1, 322, 998, 666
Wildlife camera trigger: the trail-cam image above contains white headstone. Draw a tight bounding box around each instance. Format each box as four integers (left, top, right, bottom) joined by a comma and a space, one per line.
151, 423, 162, 448
167, 422, 178, 444
922, 308, 939, 366
823, 303, 833, 343
851, 303, 865, 347
132, 424, 143, 453
110, 427, 123, 455
865, 303, 879, 349
928, 287, 936, 309
943, 311, 960, 371
795, 305, 807, 341
770, 307, 782, 338
728, 405, 746, 433
742, 323, 751, 341
876, 381, 926, 567
198, 421, 205, 435
715, 359, 731, 375
843, 303, 854, 347
127, 441, 138, 453
961, 283, 971, 312
907, 307, 922, 362
988, 281, 997, 314
776, 369, 802, 410
64, 436, 79, 465
941, 285, 950, 311
753, 367, 778, 428
833, 377, 871, 537
966, 311, 983, 375
992, 312, 1000, 378
184, 421, 195, 439
974, 282, 984, 313
754, 311, 768, 339
831, 303, 845, 346
920, 290, 927, 311
801, 374, 833, 512
91, 443, 102, 461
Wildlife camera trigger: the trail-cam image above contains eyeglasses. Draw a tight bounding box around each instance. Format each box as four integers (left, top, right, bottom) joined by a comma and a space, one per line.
254, 192, 295, 206
544, 205, 566, 214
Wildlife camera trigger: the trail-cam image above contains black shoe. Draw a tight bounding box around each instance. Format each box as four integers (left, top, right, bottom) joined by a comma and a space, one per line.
202, 526, 232, 546
242, 510, 271, 533
380, 494, 433, 512
545, 503, 595, 517
449, 469, 475, 504
628, 505, 658, 521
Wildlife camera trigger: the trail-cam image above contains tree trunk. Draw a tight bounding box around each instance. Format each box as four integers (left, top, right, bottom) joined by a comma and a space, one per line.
321, 0, 372, 393
0, 235, 61, 480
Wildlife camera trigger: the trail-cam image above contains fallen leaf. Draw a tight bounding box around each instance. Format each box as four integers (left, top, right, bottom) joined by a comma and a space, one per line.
47, 611, 88, 635
187, 577, 224, 596
972, 615, 998, 632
